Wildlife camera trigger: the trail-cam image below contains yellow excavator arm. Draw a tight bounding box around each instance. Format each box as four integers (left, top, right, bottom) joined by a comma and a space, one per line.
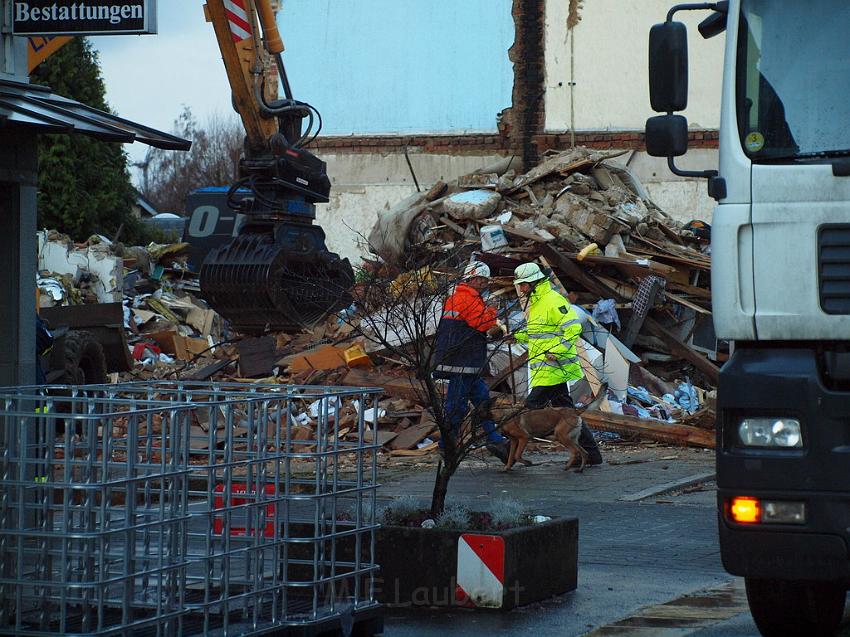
203, 0, 279, 151
198, 0, 354, 333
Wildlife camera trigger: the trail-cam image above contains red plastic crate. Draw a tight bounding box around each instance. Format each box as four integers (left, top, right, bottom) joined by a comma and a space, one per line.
213, 483, 279, 537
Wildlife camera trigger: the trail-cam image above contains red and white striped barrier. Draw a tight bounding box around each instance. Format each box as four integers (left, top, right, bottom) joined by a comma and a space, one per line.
455, 534, 505, 608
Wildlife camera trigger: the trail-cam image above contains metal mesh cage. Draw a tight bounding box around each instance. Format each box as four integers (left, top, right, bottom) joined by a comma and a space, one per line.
0, 382, 382, 637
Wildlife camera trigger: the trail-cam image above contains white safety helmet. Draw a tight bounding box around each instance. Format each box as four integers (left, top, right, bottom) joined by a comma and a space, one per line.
462, 260, 491, 280
513, 262, 546, 285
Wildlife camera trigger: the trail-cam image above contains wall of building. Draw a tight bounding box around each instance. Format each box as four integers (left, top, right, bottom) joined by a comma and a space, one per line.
625, 149, 718, 222
538, 0, 724, 222
297, 0, 726, 264
544, 0, 725, 132
280, 0, 514, 134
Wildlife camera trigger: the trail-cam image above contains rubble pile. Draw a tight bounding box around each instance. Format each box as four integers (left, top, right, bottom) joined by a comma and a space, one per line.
36, 229, 226, 380
358, 146, 719, 451
35, 146, 720, 460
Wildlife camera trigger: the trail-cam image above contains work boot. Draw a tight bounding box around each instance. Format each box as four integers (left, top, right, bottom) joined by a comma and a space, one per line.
578, 422, 603, 465
486, 440, 510, 465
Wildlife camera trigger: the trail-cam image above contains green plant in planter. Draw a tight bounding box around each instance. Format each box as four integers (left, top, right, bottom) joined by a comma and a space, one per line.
434, 503, 473, 530
380, 498, 532, 533
487, 498, 526, 530
379, 496, 422, 526
374, 497, 579, 609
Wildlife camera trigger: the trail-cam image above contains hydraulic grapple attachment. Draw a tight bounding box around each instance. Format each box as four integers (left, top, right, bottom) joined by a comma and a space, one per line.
200, 222, 353, 333
199, 143, 354, 333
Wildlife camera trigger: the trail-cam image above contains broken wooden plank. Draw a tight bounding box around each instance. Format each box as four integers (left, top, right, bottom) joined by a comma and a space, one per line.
505, 157, 594, 194
283, 344, 348, 373
439, 216, 467, 237
388, 418, 436, 450
595, 274, 637, 300
632, 236, 711, 269
572, 253, 678, 278
582, 411, 715, 449
363, 429, 399, 447
665, 279, 712, 300
503, 225, 556, 243
388, 441, 439, 457
541, 244, 623, 301
630, 246, 712, 272
664, 290, 711, 315
656, 221, 686, 246
341, 368, 427, 402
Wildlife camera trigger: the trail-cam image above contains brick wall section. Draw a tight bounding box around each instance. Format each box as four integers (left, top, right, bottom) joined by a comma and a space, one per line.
507, 0, 547, 170
308, 131, 718, 155
309, 135, 505, 154
535, 130, 720, 152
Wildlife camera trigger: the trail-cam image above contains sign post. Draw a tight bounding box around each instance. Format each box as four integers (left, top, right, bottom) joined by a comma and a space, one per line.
12, 0, 157, 36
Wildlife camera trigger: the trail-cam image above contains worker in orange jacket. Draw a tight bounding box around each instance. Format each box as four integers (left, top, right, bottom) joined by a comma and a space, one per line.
432, 261, 509, 462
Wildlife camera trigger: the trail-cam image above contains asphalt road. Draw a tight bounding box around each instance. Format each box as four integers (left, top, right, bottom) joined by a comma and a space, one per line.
373, 443, 836, 637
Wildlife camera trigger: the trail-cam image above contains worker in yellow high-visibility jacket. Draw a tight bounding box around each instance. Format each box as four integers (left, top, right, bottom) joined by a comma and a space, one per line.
513, 262, 603, 465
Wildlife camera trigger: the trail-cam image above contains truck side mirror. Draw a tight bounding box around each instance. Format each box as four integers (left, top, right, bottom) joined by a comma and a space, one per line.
645, 115, 689, 157
646, 7, 726, 201
649, 21, 688, 112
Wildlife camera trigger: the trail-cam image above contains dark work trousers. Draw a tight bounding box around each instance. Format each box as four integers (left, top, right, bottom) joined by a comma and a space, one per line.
443, 373, 505, 446
525, 383, 603, 464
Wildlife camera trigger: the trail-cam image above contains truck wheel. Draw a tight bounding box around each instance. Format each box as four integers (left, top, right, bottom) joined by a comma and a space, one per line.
58, 330, 108, 386
745, 577, 846, 637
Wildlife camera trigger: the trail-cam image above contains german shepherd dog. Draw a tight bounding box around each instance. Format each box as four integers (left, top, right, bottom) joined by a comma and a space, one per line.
487, 386, 607, 472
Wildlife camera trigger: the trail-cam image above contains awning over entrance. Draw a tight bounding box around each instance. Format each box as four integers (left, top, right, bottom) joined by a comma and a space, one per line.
0, 78, 191, 150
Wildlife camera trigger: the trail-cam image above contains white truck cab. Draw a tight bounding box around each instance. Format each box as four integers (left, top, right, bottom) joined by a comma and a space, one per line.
647, 2, 850, 636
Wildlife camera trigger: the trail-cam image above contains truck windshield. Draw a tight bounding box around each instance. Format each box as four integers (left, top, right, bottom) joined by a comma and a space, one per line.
737, 0, 850, 161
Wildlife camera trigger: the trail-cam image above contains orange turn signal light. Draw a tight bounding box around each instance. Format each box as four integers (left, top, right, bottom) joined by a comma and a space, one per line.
729, 497, 761, 524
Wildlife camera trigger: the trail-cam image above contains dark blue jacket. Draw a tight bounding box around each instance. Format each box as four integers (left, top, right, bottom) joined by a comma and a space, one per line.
432, 283, 495, 378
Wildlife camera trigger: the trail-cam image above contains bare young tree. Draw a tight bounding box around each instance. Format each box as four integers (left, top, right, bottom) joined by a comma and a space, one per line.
345, 247, 526, 516
141, 107, 243, 213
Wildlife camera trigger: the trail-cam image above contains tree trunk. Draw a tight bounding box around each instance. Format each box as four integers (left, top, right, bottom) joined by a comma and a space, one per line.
430, 461, 454, 516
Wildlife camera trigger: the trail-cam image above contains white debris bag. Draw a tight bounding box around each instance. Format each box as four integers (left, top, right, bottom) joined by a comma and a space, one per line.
443, 190, 501, 220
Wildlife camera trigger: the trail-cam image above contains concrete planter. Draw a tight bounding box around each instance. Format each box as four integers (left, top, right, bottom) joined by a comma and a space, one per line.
375, 517, 578, 610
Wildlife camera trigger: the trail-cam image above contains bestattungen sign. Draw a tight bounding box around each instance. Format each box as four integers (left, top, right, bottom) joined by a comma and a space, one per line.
12, 1, 157, 36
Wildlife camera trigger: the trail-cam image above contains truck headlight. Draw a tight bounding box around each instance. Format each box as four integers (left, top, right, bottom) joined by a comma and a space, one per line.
738, 418, 803, 448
